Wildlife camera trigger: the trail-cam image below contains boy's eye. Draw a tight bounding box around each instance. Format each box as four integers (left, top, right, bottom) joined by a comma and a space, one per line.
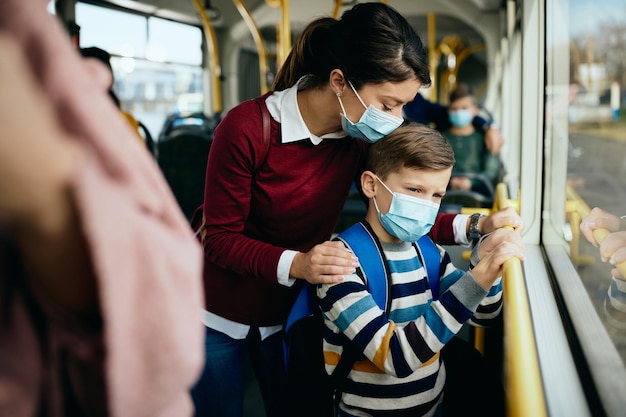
382, 104, 393, 112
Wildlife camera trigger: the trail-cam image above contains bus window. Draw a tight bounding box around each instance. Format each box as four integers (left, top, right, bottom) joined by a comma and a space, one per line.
546, 0, 626, 363
75, 2, 204, 138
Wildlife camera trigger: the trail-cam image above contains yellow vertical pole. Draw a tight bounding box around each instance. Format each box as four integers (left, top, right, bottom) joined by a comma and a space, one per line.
191, 0, 222, 113
427, 13, 438, 102
232, 0, 269, 93
332, 0, 343, 19
276, 0, 291, 67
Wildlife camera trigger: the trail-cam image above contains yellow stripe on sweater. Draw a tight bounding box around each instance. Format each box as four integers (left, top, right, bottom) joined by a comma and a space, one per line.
372, 321, 396, 369
324, 346, 440, 374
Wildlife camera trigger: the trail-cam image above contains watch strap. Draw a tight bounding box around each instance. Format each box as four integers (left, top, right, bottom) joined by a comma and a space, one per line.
469, 213, 483, 240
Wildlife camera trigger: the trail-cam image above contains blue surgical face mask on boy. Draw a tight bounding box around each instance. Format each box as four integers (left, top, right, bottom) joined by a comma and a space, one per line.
449, 109, 474, 128
337, 81, 404, 143
372, 175, 440, 242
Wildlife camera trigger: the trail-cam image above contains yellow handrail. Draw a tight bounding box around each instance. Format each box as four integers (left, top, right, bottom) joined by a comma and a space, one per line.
191, 0, 222, 113
495, 183, 547, 417
566, 185, 596, 267
232, 0, 269, 93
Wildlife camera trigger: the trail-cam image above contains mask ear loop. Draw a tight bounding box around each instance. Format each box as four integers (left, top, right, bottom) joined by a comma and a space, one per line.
347, 80, 368, 109
374, 175, 395, 196
372, 175, 395, 216
336, 92, 349, 117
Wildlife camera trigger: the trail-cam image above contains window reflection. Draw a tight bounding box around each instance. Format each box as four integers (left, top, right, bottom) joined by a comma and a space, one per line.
550, 0, 626, 360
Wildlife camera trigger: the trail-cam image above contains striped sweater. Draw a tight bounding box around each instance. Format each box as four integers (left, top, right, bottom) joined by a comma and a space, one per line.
317, 237, 503, 417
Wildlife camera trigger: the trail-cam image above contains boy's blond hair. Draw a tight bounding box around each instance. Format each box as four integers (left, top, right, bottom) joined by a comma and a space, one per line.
366, 122, 455, 179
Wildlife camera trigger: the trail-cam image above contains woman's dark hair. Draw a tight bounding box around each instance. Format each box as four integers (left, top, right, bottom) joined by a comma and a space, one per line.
272, 2, 430, 91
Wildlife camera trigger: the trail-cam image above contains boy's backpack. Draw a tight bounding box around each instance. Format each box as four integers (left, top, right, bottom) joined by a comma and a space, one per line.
284, 221, 440, 416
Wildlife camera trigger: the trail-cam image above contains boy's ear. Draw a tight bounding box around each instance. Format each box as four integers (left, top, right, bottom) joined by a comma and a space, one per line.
361, 170, 378, 198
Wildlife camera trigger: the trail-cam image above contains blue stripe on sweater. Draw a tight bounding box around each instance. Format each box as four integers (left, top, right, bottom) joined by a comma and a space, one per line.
423, 308, 455, 343
334, 296, 378, 333
389, 304, 429, 323
439, 268, 464, 294
388, 256, 422, 274
487, 281, 503, 296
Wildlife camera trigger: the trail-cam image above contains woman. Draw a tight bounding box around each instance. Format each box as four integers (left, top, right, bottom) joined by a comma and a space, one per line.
192, 3, 520, 416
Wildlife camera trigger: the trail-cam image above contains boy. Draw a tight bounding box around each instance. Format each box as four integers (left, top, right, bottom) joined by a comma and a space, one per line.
317, 123, 525, 416
443, 84, 501, 197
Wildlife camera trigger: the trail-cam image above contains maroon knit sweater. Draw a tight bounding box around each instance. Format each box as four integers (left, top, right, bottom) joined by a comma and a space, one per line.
201, 97, 457, 326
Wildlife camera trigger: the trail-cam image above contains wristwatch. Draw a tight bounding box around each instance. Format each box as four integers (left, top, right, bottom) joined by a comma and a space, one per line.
469, 213, 484, 240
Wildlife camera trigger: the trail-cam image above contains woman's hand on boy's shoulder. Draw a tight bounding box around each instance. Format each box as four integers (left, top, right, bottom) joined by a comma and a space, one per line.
291, 241, 359, 284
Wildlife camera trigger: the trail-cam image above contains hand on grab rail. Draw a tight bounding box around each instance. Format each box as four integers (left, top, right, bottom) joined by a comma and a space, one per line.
581, 207, 626, 279
470, 227, 526, 290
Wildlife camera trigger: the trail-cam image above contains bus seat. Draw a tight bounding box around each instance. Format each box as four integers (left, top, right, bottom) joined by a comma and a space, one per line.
442, 172, 496, 213
157, 113, 221, 221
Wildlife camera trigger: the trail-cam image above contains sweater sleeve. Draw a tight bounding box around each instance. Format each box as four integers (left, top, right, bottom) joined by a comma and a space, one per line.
201, 102, 285, 283
429, 213, 458, 245
317, 247, 488, 379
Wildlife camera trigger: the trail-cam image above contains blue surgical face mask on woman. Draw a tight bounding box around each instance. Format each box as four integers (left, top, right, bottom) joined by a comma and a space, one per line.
372, 175, 440, 242
337, 81, 404, 143
449, 109, 474, 128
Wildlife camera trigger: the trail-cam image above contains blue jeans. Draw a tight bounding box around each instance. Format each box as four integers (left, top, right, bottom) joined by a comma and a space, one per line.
191, 326, 288, 417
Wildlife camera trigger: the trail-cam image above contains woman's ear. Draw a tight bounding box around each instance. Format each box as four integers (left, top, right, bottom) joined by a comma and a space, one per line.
361, 171, 378, 198
329, 69, 346, 96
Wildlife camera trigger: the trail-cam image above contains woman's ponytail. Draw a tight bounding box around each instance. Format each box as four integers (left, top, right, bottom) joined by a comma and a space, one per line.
272, 17, 336, 91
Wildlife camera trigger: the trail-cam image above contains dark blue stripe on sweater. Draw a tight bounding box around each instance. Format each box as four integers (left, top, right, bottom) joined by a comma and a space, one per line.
392, 280, 428, 298
319, 280, 366, 313
404, 321, 435, 363
437, 290, 474, 323
476, 299, 502, 314
346, 369, 440, 398
351, 313, 388, 349
388, 335, 414, 378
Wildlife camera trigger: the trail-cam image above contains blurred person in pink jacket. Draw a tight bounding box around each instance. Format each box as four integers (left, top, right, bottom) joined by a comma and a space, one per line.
0, 1, 204, 416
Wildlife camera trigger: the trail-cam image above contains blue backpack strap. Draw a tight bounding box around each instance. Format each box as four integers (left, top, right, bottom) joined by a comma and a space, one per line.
285, 281, 314, 335
337, 222, 388, 311
416, 235, 440, 300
